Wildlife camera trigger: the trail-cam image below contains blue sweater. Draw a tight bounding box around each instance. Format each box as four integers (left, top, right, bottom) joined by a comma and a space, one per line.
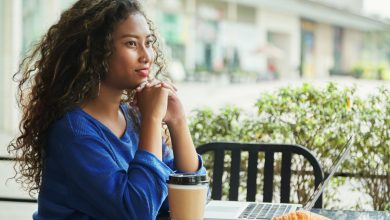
33, 104, 206, 220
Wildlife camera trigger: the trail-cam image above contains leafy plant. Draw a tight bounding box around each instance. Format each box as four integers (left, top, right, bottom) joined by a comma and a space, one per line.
189, 83, 390, 210
351, 64, 365, 79
350, 87, 389, 210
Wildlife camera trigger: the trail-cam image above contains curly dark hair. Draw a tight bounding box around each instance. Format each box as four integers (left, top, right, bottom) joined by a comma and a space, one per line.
8, 0, 167, 196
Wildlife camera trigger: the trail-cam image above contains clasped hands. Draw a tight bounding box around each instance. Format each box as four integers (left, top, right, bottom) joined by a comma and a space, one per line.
134, 79, 185, 126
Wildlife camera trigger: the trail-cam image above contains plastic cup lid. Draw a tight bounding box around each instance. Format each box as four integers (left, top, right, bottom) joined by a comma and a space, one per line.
167, 173, 208, 185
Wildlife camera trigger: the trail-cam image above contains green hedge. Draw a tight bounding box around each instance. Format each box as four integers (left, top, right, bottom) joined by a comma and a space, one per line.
189, 82, 389, 211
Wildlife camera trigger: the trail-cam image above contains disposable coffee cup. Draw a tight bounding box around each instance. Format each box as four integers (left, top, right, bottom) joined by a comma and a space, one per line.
167, 174, 209, 220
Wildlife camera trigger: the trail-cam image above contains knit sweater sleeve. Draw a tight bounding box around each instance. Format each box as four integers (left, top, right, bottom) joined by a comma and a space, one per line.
162, 142, 207, 175
57, 134, 173, 220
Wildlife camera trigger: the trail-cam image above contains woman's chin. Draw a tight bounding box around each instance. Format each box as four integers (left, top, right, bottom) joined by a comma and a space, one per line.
123, 80, 145, 90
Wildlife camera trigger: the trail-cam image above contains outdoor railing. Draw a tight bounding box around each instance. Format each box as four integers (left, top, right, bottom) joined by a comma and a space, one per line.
0, 156, 37, 203
293, 170, 388, 180
0, 156, 387, 204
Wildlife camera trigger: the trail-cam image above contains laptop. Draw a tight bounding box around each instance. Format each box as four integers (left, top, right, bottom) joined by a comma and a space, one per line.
203, 136, 354, 220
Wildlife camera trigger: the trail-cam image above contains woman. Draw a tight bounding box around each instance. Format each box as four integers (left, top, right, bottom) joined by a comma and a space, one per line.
9, 0, 205, 219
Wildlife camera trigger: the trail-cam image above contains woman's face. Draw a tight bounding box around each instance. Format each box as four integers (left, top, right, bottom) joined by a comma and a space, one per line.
105, 12, 154, 90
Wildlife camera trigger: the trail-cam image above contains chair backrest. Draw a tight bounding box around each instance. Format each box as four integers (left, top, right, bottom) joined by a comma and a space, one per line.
196, 142, 324, 208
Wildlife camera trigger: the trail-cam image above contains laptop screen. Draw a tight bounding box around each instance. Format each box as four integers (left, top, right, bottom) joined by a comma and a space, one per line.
302, 135, 354, 210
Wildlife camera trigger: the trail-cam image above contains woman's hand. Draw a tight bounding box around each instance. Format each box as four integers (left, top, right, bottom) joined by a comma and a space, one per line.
135, 80, 170, 160
135, 79, 198, 171
136, 79, 184, 126
135, 80, 169, 122
160, 82, 185, 126
273, 210, 330, 220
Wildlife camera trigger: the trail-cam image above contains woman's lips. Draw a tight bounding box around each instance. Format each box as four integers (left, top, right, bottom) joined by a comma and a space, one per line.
136, 69, 149, 77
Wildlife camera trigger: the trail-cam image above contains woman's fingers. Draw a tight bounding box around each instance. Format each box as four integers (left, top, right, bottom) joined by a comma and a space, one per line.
146, 78, 162, 88
161, 81, 178, 91
160, 82, 177, 96
135, 80, 148, 92
135, 79, 178, 99
136, 79, 164, 92
136, 83, 170, 120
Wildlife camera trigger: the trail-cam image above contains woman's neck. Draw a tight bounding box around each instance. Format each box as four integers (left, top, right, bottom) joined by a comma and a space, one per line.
83, 84, 123, 119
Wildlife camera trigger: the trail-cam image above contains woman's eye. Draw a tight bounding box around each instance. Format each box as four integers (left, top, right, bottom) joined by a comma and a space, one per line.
127, 41, 136, 47
145, 40, 154, 47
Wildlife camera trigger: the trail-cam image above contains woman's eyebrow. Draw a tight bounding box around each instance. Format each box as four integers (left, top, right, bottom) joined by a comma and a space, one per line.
120, 34, 153, 39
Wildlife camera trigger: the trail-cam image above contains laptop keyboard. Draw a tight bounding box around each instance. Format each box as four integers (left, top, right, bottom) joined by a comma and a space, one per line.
238, 203, 292, 219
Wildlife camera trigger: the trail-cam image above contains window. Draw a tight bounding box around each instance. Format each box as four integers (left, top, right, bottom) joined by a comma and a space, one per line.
333, 26, 344, 73
237, 5, 256, 24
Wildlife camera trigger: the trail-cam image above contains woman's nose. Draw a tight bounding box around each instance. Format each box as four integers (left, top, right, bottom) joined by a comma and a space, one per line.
138, 46, 152, 63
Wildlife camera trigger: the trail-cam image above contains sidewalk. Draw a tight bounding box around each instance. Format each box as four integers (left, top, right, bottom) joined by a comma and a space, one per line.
177, 76, 389, 114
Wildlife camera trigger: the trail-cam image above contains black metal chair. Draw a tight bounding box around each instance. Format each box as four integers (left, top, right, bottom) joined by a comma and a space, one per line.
0, 156, 37, 203
196, 142, 324, 208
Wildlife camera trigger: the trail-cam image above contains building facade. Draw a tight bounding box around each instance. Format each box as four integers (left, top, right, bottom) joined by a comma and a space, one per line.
149, 0, 388, 80
0, 0, 389, 132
